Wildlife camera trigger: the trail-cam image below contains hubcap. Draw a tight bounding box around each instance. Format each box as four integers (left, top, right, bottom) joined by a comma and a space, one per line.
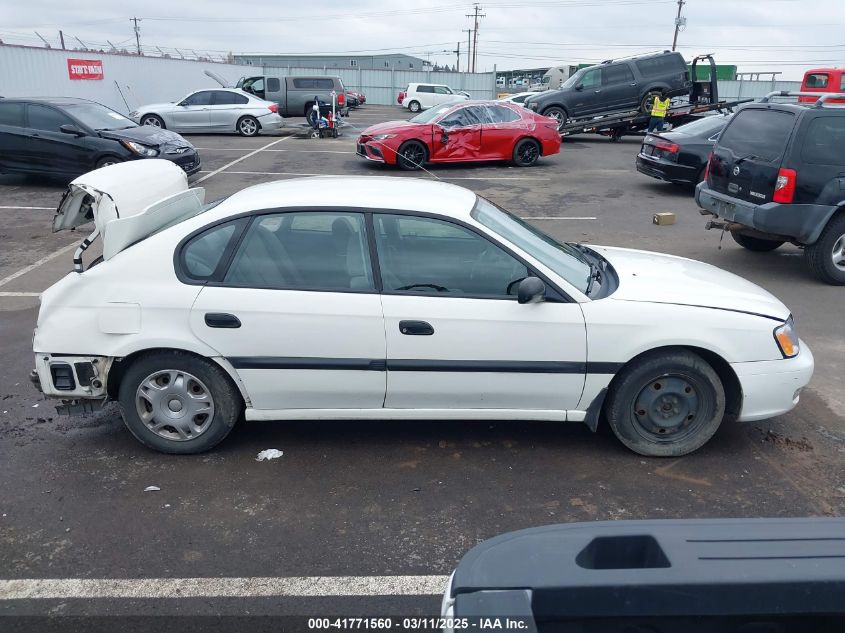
831, 234, 845, 272
143, 118, 161, 127
241, 119, 257, 135
632, 375, 701, 440
520, 143, 539, 163
135, 369, 215, 442
402, 145, 424, 166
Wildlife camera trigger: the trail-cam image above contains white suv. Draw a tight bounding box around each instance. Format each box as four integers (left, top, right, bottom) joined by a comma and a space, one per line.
401, 83, 469, 112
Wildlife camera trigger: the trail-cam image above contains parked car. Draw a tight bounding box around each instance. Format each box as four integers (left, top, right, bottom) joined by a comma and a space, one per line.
799, 68, 845, 104
697, 94, 845, 284
345, 92, 360, 109
130, 88, 282, 137
0, 97, 200, 177
524, 51, 690, 130
401, 83, 469, 112
236, 75, 348, 118
347, 90, 366, 105
636, 113, 732, 186
33, 160, 812, 456
356, 100, 560, 170
497, 92, 537, 105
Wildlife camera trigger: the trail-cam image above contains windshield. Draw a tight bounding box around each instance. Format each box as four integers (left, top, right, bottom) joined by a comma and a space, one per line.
471, 197, 592, 294
409, 104, 453, 123
65, 104, 137, 131
560, 70, 585, 89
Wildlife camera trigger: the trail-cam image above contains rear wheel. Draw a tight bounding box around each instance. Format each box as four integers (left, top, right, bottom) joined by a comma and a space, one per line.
512, 138, 541, 167
408, 100, 421, 113
604, 350, 726, 457
640, 90, 662, 114
730, 231, 785, 252
117, 351, 242, 454
396, 140, 427, 171
805, 213, 845, 285
237, 116, 259, 137
542, 106, 567, 132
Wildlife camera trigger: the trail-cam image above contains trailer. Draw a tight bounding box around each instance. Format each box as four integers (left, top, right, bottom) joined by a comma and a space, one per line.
559, 54, 752, 140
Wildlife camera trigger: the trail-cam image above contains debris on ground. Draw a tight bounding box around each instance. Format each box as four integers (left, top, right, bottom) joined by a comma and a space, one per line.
144, 486, 161, 492
256, 449, 284, 462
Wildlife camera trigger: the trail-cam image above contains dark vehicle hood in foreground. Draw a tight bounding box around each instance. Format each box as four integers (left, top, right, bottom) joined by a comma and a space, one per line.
98, 126, 193, 148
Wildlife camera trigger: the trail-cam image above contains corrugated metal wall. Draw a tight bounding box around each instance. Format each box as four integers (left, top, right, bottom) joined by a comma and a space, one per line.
718, 80, 802, 100
0, 46, 497, 111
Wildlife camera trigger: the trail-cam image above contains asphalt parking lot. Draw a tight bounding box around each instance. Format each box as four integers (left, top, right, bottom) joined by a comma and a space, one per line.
1, 105, 844, 621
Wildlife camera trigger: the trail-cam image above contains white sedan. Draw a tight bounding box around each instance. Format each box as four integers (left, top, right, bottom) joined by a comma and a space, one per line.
129, 88, 283, 137
32, 160, 813, 456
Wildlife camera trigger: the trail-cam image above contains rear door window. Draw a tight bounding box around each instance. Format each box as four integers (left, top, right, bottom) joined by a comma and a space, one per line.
484, 105, 520, 123
266, 77, 281, 92
602, 64, 634, 85
801, 117, 845, 165
717, 109, 795, 162
184, 91, 213, 106
0, 102, 25, 127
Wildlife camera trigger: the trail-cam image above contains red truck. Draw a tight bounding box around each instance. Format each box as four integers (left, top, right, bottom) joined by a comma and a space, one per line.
799, 68, 845, 104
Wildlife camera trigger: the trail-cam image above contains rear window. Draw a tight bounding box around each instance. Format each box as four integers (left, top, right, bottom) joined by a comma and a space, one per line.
635, 54, 685, 78
804, 73, 829, 89
673, 114, 730, 137
717, 109, 795, 163
801, 117, 845, 165
0, 102, 25, 127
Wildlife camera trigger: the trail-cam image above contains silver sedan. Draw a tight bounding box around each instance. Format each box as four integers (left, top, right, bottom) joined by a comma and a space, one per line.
129, 88, 283, 137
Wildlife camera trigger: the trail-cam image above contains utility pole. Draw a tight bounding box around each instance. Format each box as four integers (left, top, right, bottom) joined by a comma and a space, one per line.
58, 30, 65, 50
462, 28, 472, 73
465, 3, 486, 73
130, 17, 142, 55
455, 42, 460, 74
671, 0, 686, 51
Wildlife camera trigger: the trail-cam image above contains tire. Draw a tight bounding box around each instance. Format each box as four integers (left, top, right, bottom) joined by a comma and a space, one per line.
95, 157, 121, 169
408, 100, 421, 113
640, 90, 662, 114
117, 351, 242, 454
730, 231, 785, 252
512, 138, 541, 167
542, 106, 567, 132
396, 140, 427, 171
805, 212, 845, 285
140, 114, 165, 129
237, 116, 260, 137
604, 349, 726, 457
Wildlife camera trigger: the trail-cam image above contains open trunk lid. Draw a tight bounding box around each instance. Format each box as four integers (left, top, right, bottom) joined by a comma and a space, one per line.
709, 107, 796, 204
54, 159, 205, 265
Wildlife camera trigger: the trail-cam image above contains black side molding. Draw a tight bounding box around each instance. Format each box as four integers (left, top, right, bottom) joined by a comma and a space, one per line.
204, 313, 241, 329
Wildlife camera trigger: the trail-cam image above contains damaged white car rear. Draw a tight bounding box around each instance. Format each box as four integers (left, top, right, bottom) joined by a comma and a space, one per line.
32, 159, 814, 456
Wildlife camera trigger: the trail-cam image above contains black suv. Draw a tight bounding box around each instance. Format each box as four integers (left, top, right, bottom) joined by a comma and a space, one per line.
524, 51, 690, 129
696, 92, 845, 284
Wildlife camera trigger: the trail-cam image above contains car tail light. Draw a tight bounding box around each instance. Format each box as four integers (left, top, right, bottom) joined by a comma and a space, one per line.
773, 168, 796, 203
337, 92, 345, 106
267, 103, 279, 114
703, 152, 713, 181
654, 139, 680, 155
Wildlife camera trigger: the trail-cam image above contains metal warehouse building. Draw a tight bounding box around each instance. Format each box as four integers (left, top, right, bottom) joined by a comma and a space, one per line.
234, 53, 427, 70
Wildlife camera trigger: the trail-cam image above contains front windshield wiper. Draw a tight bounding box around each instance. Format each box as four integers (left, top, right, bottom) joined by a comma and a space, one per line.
585, 259, 602, 295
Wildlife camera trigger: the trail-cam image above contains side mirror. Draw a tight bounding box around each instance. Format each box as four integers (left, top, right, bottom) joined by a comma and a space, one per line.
517, 277, 546, 304
575, 83, 584, 91
178, 101, 189, 107
59, 124, 85, 137
437, 127, 449, 144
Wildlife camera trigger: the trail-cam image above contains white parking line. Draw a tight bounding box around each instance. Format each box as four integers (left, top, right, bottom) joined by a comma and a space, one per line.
0, 575, 448, 600
0, 206, 54, 210
523, 216, 597, 220
0, 242, 78, 290
0, 291, 41, 297
193, 137, 290, 185
214, 170, 550, 182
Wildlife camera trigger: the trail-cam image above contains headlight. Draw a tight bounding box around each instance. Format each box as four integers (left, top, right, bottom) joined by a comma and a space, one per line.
120, 140, 159, 157
372, 134, 397, 141
773, 317, 800, 358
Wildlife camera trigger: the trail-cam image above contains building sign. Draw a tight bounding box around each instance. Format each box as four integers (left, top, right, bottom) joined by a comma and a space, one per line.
67, 59, 104, 80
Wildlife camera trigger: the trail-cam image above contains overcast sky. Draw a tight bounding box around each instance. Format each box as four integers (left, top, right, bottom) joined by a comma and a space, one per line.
2, 0, 843, 79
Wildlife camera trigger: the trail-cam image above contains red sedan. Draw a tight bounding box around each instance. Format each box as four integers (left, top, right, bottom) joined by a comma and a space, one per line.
356, 100, 561, 170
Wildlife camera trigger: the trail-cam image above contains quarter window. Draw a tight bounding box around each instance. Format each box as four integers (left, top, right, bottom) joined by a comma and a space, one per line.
181, 222, 240, 280
373, 214, 529, 298
0, 102, 25, 127
224, 212, 374, 291
801, 117, 845, 165
27, 104, 73, 132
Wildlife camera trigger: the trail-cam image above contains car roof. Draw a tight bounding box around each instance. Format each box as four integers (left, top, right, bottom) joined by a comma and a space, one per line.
0, 96, 98, 106
210, 176, 478, 219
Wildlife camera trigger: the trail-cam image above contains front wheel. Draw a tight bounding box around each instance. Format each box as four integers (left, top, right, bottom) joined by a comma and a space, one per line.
805, 213, 845, 285
237, 116, 260, 137
140, 114, 165, 128
730, 231, 785, 252
95, 157, 121, 169
396, 140, 427, 171
604, 350, 726, 457
117, 351, 242, 454
542, 106, 567, 132
408, 100, 421, 113
512, 138, 541, 167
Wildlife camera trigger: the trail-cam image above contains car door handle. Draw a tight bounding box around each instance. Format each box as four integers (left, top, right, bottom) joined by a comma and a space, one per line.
594, 89, 602, 93
399, 320, 434, 336
205, 313, 241, 328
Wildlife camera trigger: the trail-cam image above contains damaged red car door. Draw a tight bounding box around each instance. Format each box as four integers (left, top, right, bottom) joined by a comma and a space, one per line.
430, 105, 482, 162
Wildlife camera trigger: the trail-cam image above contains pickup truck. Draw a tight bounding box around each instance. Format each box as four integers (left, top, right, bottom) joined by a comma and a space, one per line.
236, 75, 348, 118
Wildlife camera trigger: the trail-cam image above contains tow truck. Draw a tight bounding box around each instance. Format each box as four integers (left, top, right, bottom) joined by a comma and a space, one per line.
558, 55, 753, 140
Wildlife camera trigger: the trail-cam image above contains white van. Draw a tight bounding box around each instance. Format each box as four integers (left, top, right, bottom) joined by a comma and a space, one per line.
401, 83, 469, 112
